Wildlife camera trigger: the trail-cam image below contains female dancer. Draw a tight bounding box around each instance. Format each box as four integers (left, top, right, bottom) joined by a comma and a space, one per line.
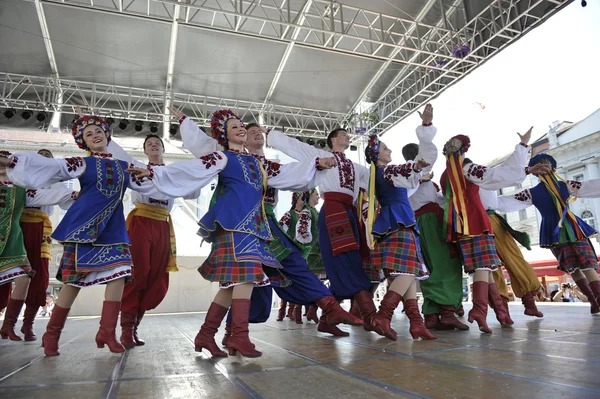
0, 151, 75, 341
1, 114, 174, 355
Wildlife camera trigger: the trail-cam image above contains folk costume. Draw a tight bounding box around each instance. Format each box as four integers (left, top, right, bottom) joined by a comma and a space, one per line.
498, 153, 600, 314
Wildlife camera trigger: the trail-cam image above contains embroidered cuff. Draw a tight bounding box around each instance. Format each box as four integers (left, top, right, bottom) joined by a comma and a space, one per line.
316, 157, 323, 170
422, 122, 433, 127
8, 156, 18, 169
525, 166, 530, 175
412, 162, 422, 173
71, 191, 79, 201
519, 142, 528, 148
178, 115, 187, 124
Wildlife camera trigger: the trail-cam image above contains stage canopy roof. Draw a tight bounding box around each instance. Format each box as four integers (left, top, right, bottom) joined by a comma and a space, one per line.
0, 0, 571, 145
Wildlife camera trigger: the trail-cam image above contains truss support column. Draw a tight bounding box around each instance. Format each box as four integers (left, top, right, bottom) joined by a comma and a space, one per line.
163, 1, 181, 140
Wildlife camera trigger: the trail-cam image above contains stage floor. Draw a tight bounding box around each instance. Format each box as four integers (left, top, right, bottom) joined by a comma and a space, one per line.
1, 303, 599, 399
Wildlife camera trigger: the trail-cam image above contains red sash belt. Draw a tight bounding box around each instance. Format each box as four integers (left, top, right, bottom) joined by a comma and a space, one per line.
323, 192, 370, 260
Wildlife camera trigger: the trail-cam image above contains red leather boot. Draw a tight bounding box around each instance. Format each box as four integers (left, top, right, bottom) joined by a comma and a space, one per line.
20, 305, 40, 341
349, 298, 362, 320
120, 312, 137, 349
317, 314, 349, 336
404, 299, 437, 340
0, 299, 25, 341
439, 305, 469, 330
228, 299, 261, 357
574, 278, 599, 314
456, 304, 465, 317
95, 301, 125, 353
315, 296, 363, 326
222, 322, 232, 347
286, 303, 295, 319
134, 310, 145, 345
305, 305, 319, 323
353, 290, 380, 334
194, 302, 228, 357
588, 280, 600, 313
488, 283, 514, 326
293, 304, 303, 324
371, 290, 403, 341
277, 300, 287, 321
521, 292, 544, 317
468, 281, 492, 333
41, 304, 70, 356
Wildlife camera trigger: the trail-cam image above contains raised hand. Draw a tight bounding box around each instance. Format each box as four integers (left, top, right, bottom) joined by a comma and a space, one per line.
0, 156, 10, 167
125, 167, 152, 178
417, 104, 433, 125
318, 157, 337, 169
518, 126, 533, 145
75, 106, 84, 117
415, 158, 430, 171
528, 163, 551, 175
168, 106, 185, 120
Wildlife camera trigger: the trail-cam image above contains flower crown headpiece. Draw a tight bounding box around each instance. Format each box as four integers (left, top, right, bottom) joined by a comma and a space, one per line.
365, 134, 381, 164
443, 134, 470, 156
71, 115, 112, 150
210, 109, 243, 148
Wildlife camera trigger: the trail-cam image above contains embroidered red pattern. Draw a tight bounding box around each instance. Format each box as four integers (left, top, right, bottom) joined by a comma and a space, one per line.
514, 190, 532, 202
200, 152, 223, 169
383, 164, 412, 185
333, 152, 355, 191
26, 189, 37, 199
264, 186, 276, 205
7, 157, 18, 169
279, 212, 291, 228
65, 157, 84, 173
297, 211, 310, 239
467, 163, 487, 180
567, 180, 582, 191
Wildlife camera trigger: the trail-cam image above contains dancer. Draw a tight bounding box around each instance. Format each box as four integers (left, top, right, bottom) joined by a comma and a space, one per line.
0, 151, 75, 341
498, 153, 600, 314
1, 114, 175, 355
266, 122, 383, 335
131, 109, 341, 357
439, 134, 546, 333
107, 134, 200, 348
169, 113, 362, 341
18, 149, 76, 341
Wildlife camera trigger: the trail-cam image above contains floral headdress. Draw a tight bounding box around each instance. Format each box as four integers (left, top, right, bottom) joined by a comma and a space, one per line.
364, 134, 381, 164
442, 134, 471, 241
71, 115, 111, 150
210, 109, 243, 149
442, 134, 470, 156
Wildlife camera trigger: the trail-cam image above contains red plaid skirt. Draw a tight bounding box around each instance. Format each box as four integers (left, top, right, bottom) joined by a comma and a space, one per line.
58, 243, 132, 287
373, 227, 428, 279
199, 231, 290, 287
458, 234, 501, 273
550, 240, 599, 274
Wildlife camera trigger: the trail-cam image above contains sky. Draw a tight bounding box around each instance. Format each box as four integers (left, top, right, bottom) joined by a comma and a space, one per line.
353, 0, 600, 180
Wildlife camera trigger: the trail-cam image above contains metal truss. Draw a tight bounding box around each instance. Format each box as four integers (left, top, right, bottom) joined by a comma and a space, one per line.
0, 72, 345, 137
351, 0, 569, 139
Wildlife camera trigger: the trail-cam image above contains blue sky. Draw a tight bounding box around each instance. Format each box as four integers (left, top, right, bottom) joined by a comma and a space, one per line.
370, 1, 600, 179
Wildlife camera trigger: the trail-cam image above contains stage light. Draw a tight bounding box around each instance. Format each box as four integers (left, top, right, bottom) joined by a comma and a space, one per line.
295, 136, 303, 142
306, 138, 315, 146
169, 124, 178, 136
21, 110, 32, 120
149, 122, 158, 133
4, 108, 16, 119
318, 140, 326, 148
350, 145, 357, 151
106, 117, 115, 125
36, 111, 47, 122
119, 119, 129, 130
134, 121, 143, 132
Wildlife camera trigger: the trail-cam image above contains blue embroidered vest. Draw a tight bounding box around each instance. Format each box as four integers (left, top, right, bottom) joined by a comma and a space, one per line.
372, 167, 417, 236
52, 156, 130, 245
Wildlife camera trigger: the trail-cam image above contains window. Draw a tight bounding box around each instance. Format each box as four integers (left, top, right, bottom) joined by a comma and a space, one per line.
574, 174, 584, 182
63, 180, 74, 189
582, 210, 595, 229
519, 209, 527, 221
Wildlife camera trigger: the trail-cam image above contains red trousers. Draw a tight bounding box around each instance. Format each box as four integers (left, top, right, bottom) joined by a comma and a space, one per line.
0, 221, 49, 310
121, 215, 170, 314
21, 221, 50, 308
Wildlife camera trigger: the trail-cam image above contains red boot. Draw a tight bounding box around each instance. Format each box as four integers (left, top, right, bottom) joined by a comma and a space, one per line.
439, 305, 469, 330
468, 281, 492, 333
293, 304, 303, 324
95, 301, 125, 353
119, 312, 137, 349
317, 315, 349, 336
41, 304, 70, 356
134, 310, 145, 345
424, 314, 442, 330
316, 296, 363, 326
228, 299, 261, 357
370, 290, 402, 341
404, 299, 437, 340
349, 299, 362, 320
588, 280, 600, 312
195, 302, 228, 357
456, 304, 465, 317
286, 303, 295, 319
1, 299, 25, 341
488, 283, 514, 326
222, 322, 232, 347
575, 278, 600, 314
306, 305, 319, 323
277, 300, 287, 321
303, 305, 309, 316
353, 290, 380, 334
21, 305, 40, 341
521, 292, 544, 317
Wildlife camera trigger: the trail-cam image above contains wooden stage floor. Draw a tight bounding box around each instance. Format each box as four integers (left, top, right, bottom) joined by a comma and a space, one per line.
1, 303, 599, 399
